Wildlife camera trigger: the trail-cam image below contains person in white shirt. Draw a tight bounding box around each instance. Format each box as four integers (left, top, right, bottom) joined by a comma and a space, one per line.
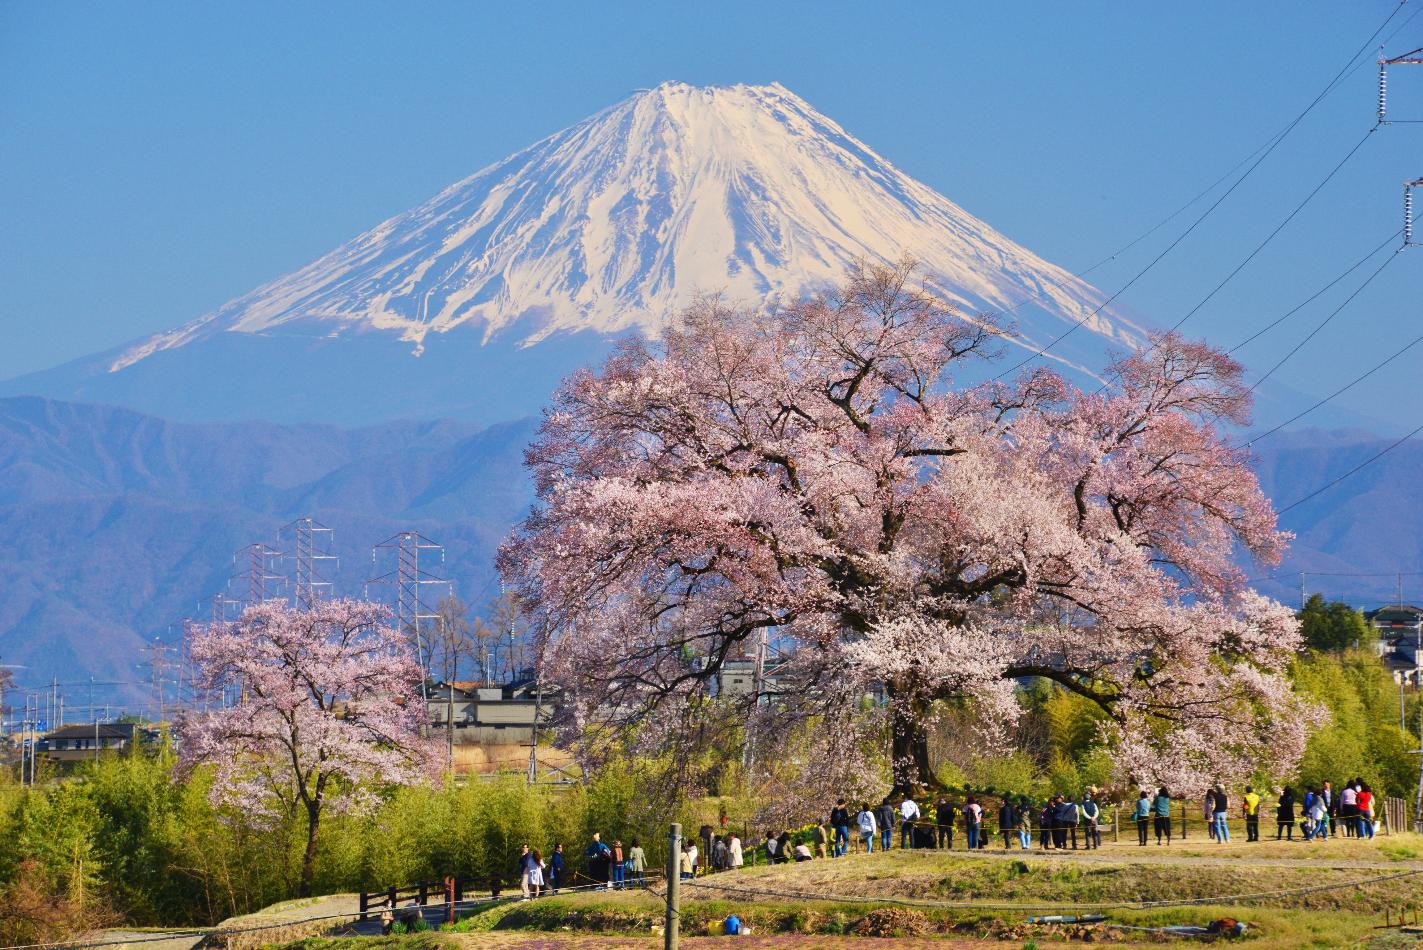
728, 833, 744, 868
899, 796, 921, 848
855, 804, 878, 853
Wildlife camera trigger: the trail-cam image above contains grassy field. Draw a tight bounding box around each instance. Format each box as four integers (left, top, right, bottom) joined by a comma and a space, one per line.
269, 834, 1423, 949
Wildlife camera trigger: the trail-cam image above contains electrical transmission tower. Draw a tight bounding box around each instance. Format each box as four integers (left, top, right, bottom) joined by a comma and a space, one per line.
367, 531, 452, 703
230, 542, 285, 605
280, 517, 338, 609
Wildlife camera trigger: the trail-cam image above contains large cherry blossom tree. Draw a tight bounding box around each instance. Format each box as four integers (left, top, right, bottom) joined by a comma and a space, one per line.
179, 600, 437, 895
500, 262, 1319, 800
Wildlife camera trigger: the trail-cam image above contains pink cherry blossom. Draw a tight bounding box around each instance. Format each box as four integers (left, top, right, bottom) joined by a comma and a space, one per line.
500, 261, 1319, 808
177, 599, 439, 895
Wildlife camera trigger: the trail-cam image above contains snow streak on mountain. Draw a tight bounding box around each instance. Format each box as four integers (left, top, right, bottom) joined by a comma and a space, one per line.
109, 81, 1143, 376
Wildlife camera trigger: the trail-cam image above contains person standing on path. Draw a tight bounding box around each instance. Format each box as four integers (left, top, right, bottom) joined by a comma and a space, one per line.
1358, 784, 1376, 839
812, 821, 828, 859
1242, 786, 1261, 842
899, 795, 921, 849
1016, 797, 1033, 850
1152, 787, 1172, 845
627, 839, 646, 885
586, 832, 612, 886
610, 839, 626, 889
728, 832, 744, 869
998, 798, 1017, 850
518, 843, 539, 900
830, 799, 850, 857
548, 843, 565, 893
963, 796, 983, 850
1211, 785, 1230, 843
1133, 791, 1151, 846
1275, 787, 1296, 840
856, 802, 878, 853
1080, 792, 1101, 850
876, 799, 896, 852
936, 797, 955, 850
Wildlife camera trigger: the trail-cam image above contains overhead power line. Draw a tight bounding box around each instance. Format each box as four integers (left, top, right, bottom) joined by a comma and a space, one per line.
1228, 230, 1401, 353
1247, 247, 1403, 393
995, 0, 1413, 380
1276, 419, 1423, 514
1247, 324, 1423, 445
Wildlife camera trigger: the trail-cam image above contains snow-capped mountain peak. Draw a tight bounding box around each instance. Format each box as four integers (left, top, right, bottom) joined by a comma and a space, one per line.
109, 80, 1141, 374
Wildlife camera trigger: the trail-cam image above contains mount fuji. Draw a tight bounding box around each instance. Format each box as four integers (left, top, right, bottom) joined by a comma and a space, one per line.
6, 82, 1144, 425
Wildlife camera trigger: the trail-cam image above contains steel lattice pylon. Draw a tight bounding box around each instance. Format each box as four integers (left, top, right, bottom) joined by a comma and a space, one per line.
281, 517, 338, 609
367, 531, 452, 703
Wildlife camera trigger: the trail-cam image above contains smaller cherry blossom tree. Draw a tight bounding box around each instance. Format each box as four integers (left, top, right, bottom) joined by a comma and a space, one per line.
178, 599, 437, 896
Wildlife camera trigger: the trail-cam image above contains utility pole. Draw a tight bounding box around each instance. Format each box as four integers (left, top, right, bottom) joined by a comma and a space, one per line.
1299, 572, 1307, 612
664, 823, 682, 950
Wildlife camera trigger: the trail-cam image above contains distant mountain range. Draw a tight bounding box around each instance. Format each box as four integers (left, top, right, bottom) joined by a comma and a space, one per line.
2, 395, 1418, 709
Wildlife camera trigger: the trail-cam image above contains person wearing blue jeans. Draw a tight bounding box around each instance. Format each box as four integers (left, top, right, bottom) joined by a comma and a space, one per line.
856, 804, 877, 854
830, 800, 851, 857
876, 800, 895, 853
1211, 786, 1230, 843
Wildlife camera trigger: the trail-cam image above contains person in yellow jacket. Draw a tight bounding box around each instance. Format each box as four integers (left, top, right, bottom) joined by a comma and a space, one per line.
1242, 785, 1262, 842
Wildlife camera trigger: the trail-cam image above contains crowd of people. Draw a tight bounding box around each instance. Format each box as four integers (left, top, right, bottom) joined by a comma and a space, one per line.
511, 779, 1387, 897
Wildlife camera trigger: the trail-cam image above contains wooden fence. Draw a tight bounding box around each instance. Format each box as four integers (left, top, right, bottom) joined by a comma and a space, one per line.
358, 877, 462, 922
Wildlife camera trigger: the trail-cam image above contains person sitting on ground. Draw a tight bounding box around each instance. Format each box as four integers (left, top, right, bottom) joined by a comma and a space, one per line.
776, 830, 792, 863
763, 829, 779, 863
793, 840, 813, 862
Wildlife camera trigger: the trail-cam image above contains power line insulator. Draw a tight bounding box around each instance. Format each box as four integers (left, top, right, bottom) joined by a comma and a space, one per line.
1379, 64, 1389, 124
1406, 183, 1416, 247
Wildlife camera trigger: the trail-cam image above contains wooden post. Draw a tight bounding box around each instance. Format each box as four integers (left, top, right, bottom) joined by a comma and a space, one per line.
1113, 808, 1119, 843
445, 876, 455, 924
1180, 803, 1186, 840
387, 886, 397, 913
665, 823, 682, 950
417, 881, 427, 906
359, 891, 369, 921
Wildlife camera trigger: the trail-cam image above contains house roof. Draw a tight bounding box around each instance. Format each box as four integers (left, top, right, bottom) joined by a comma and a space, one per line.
44, 722, 143, 741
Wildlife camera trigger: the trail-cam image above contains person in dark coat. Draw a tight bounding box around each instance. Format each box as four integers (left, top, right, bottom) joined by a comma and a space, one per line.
998, 799, 1017, 849
1275, 787, 1296, 840
1052, 795, 1076, 849
935, 797, 955, 849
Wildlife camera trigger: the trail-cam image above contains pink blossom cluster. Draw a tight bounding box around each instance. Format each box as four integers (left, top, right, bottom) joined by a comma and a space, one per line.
177, 599, 439, 823
501, 262, 1320, 799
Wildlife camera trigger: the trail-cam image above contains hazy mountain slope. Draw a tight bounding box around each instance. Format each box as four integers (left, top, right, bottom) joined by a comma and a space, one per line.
0, 397, 535, 707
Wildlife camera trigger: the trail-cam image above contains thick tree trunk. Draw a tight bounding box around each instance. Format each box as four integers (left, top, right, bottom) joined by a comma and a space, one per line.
889, 689, 936, 795
299, 800, 321, 898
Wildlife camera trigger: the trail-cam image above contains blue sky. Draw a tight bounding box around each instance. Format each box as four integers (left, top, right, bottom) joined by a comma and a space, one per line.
3, 1, 1422, 429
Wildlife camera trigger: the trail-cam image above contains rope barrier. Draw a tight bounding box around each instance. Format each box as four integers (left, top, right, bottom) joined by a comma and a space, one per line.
681, 864, 1423, 913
